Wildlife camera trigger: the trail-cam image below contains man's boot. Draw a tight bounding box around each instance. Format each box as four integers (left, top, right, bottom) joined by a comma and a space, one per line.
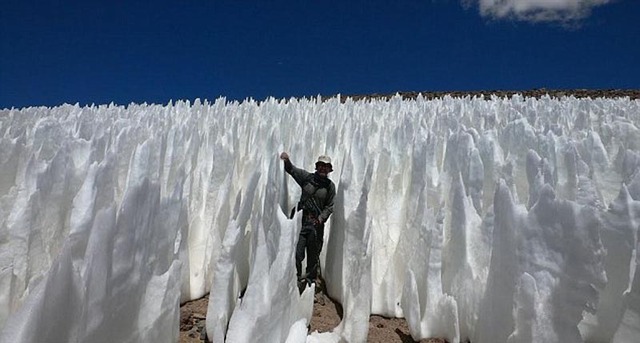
297, 276, 307, 295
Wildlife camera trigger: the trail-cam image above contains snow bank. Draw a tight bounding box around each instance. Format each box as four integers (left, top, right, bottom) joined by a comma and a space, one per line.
0, 95, 639, 342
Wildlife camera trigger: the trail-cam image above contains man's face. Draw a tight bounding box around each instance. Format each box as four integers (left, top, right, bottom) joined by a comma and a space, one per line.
316, 162, 332, 177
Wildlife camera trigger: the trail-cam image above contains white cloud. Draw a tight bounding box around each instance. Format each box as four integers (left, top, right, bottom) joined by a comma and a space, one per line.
465, 0, 613, 23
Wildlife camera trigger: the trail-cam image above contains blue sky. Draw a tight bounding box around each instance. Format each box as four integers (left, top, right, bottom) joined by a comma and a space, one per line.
1, 0, 638, 109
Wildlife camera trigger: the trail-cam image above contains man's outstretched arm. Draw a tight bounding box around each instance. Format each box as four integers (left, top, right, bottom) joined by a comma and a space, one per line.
280, 152, 294, 173
280, 152, 310, 185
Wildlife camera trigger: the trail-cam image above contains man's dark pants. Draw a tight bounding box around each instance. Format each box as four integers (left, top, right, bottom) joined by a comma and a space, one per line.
296, 216, 324, 283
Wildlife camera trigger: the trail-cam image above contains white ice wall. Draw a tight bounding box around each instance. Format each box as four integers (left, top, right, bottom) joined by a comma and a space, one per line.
0, 95, 639, 342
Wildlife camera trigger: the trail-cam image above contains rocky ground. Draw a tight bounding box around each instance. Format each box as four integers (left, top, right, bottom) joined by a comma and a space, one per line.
179, 296, 208, 343
179, 291, 445, 343
178, 89, 638, 342
179, 276, 445, 342
334, 88, 640, 102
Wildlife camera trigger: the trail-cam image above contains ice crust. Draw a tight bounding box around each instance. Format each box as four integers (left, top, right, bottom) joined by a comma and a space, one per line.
0, 95, 639, 342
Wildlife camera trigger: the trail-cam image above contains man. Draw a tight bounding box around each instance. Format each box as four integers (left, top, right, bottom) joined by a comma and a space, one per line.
280, 152, 336, 291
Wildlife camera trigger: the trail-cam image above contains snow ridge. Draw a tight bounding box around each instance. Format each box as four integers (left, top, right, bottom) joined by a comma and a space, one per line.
0, 95, 639, 342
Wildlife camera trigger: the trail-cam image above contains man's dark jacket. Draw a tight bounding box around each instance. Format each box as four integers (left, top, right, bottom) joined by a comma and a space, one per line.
284, 160, 335, 223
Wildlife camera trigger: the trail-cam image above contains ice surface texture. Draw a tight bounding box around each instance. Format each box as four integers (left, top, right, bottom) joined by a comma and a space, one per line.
0, 95, 639, 342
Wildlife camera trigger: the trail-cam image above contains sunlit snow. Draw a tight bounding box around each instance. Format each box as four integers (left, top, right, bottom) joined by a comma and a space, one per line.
0, 94, 639, 342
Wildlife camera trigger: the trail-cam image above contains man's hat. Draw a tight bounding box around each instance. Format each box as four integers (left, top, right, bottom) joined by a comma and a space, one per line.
316, 155, 333, 172
317, 155, 331, 164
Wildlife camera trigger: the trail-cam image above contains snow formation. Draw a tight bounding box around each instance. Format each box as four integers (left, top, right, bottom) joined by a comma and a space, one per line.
0, 94, 639, 342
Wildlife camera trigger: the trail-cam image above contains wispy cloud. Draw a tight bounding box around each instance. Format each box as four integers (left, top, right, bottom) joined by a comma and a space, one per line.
463, 0, 613, 23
